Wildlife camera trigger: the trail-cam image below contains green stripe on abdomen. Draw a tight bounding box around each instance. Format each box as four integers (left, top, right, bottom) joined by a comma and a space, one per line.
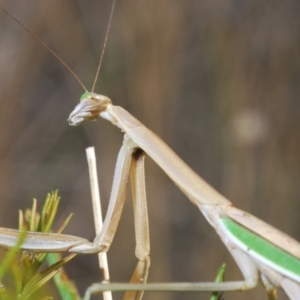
222, 218, 300, 280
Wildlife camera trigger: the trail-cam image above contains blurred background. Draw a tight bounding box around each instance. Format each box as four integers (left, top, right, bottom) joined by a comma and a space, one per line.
0, 0, 299, 299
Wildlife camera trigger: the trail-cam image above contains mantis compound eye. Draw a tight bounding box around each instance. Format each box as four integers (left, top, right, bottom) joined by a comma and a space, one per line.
80, 92, 112, 104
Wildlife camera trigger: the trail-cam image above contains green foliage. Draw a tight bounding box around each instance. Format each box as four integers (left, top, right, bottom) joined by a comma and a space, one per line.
47, 253, 80, 300
210, 263, 226, 300
0, 191, 80, 300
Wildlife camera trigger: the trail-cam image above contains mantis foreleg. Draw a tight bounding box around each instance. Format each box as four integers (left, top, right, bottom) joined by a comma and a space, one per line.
124, 149, 150, 300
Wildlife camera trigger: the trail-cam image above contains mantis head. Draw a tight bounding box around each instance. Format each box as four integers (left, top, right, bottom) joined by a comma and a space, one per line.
68, 92, 112, 126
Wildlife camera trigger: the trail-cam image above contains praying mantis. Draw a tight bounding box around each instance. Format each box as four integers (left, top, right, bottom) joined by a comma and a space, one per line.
0, 1, 299, 300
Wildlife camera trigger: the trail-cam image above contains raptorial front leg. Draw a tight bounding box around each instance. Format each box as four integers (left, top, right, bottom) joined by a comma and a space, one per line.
71, 134, 135, 254
90, 134, 136, 252
0, 135, 145, 257
124, 149, 150, 300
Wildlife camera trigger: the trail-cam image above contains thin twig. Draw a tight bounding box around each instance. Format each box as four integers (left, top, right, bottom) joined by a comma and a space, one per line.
86, 147, 112, 300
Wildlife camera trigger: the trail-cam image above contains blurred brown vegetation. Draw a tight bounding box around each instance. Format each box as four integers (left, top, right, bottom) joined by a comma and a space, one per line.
0, 0, 299, 299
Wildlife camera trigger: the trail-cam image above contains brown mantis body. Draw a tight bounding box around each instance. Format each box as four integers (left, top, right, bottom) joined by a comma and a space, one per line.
0, 1, 300, 298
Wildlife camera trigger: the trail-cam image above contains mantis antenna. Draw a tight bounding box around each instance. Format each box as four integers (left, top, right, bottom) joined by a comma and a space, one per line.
0, 1, 116, 93
0, 7, 87, 92
91, 0, 116, 92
